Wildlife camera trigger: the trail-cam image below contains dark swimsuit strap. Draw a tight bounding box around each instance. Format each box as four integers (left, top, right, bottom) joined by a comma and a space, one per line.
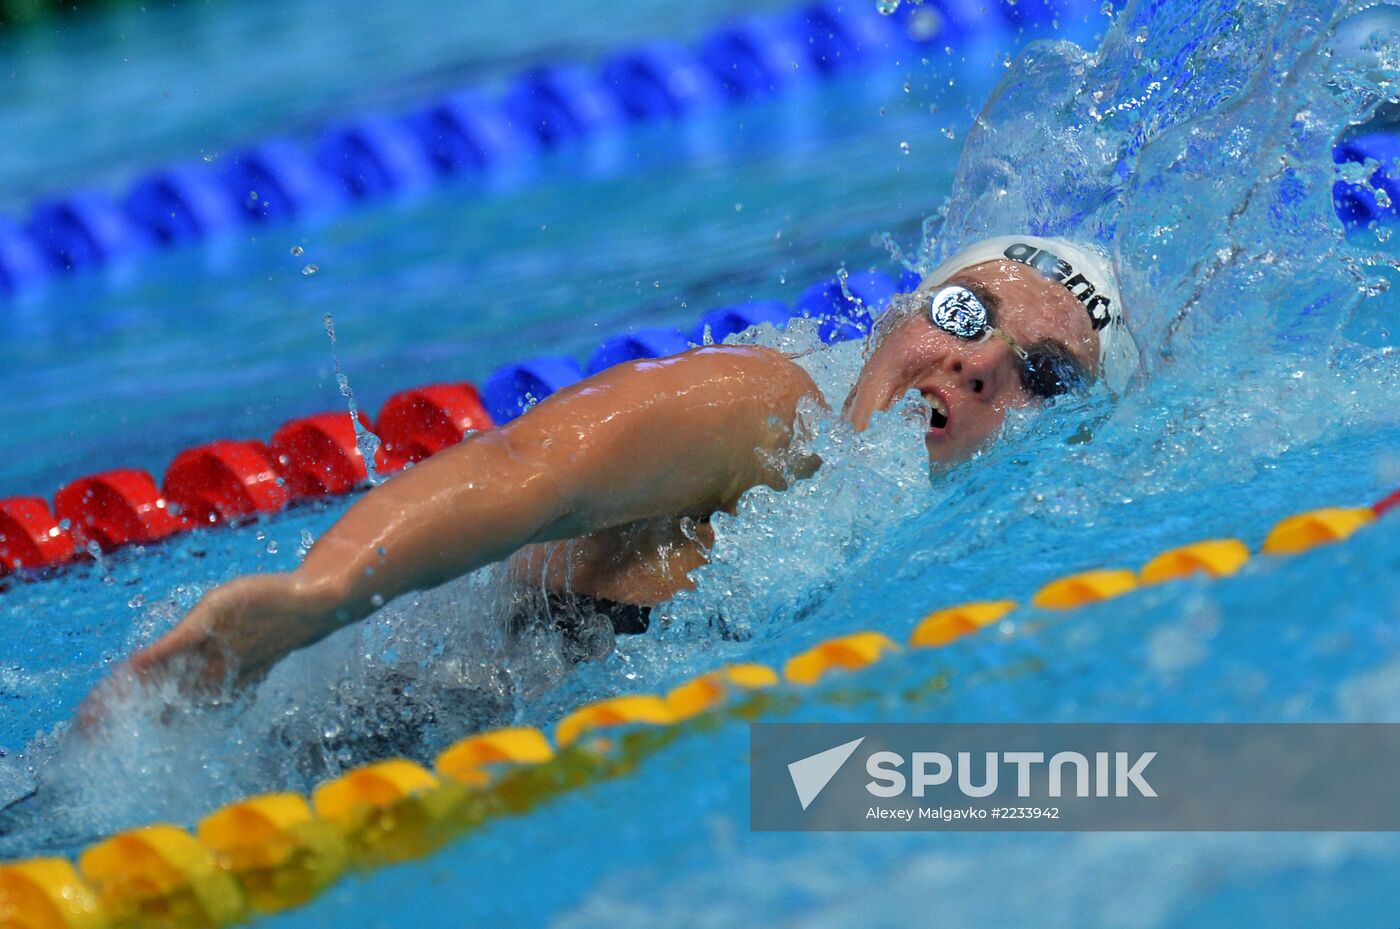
545, 592, 651, 636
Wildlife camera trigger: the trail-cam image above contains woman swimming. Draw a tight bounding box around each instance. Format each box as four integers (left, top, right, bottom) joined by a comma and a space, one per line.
104, 235, 1138, 702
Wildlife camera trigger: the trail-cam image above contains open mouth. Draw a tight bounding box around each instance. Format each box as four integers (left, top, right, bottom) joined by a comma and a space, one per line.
922, 390, 949, 431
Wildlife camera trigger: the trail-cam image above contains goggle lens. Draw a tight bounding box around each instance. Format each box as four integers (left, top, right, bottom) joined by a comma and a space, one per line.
926, 286, 1085, 400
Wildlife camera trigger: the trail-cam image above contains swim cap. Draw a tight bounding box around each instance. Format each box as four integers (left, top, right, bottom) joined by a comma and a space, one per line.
919, 235, 1140, 393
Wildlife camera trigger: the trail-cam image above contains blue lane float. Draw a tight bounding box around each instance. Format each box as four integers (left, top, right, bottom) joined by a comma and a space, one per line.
1333, 131, 1400, 227
585, 328, 693, 375
0, 219, 47, 297
797, 1, 902, 72
26, 191, 149, 271
600, 42, 726, 120
482, 356, 587, 423
691, 300, 792, 344
795, 270, 899, 343
315, 115, 439, 199
699, 15, 817, 99
125, 165, 243, 245
484, 270, 908, 417
221, 139, 345, 223
407, 90, 536, 176
0, 0, 1394, 305
504, 65, 629, 147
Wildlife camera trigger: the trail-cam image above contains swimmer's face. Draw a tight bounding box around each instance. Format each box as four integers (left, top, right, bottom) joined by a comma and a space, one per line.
843, 259, 1100, 463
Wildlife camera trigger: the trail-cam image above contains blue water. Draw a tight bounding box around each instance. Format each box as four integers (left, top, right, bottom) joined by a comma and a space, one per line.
3, 0, 1399, 926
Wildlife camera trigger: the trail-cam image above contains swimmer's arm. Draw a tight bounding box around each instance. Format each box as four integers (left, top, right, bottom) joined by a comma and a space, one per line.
128, 346, 821, 691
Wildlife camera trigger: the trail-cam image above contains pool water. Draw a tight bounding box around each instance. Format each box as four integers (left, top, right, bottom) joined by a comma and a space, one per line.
3, 0, 1400, 925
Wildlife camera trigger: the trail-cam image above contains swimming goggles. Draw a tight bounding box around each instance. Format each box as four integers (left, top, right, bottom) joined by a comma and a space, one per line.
926, 285, 1087, 399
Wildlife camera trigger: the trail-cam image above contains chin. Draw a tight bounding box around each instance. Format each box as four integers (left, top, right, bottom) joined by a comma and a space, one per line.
923, 431, 981, 464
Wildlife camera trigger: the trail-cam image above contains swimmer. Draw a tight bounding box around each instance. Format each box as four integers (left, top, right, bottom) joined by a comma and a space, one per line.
95, 236, 1138, 703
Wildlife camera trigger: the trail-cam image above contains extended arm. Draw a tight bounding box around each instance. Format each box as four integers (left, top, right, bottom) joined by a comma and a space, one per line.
124, 346, 821, 693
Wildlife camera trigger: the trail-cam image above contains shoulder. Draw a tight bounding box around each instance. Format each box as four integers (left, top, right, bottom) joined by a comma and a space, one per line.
656, 345, 826, 408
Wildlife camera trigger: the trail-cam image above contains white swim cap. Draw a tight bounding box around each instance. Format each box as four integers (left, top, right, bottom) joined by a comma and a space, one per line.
919, 235, 1140, 393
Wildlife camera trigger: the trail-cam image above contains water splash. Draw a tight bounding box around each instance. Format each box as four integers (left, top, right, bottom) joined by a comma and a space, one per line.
322, 312, 385, 487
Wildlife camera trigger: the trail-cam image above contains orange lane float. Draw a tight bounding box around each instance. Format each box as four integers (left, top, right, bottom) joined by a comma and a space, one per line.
53, 469, 183, 551
270, 412, 407, 499
0, 497, 75, 574
162, 441, 289, 528
375, 383, 494, 463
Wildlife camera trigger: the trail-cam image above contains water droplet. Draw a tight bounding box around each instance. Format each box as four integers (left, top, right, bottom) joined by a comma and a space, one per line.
942, 127, 957, 140
899, 141, 912, 155
290, 245, 304, 256
876, 0, 900, 14
370, 593, 385, 607
734, 202, 744, 212
302, 264, 318, 276
266, 540, 278, 554
127, 594, 146, 609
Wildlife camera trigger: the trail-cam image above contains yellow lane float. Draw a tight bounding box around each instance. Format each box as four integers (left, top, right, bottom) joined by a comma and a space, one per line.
435, 727, 555, 786
195, 794, 345, 913
783, 631, 900, 686
0, 857, 105, 929
77, 825, 245, 929
310, 760, 455, 864
909, 600, 1017, 648
1031, 569, 1139, 609
554, 694, 675, 748
1261, 507, 1375, 555
1140, 538, 1250, 584
664, 663, 780, 721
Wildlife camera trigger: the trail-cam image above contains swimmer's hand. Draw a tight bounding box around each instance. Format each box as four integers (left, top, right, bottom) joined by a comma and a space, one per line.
130, 573, 338, 693
75, 573, 337, 728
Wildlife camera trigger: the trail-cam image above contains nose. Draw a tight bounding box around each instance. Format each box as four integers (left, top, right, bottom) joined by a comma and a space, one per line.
946, 336, 1015, 400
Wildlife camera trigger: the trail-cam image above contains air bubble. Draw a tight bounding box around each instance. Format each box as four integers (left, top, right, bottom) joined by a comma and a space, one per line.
302, 264, 319, 276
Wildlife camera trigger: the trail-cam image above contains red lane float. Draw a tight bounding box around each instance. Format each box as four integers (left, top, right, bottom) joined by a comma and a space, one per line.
271, 412, 405, 499
1373, 488, 1400, 517
163, 440, 289, 527
0, 496, 76, 573
53, 469, 182, 551
376, 383, 494, 463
